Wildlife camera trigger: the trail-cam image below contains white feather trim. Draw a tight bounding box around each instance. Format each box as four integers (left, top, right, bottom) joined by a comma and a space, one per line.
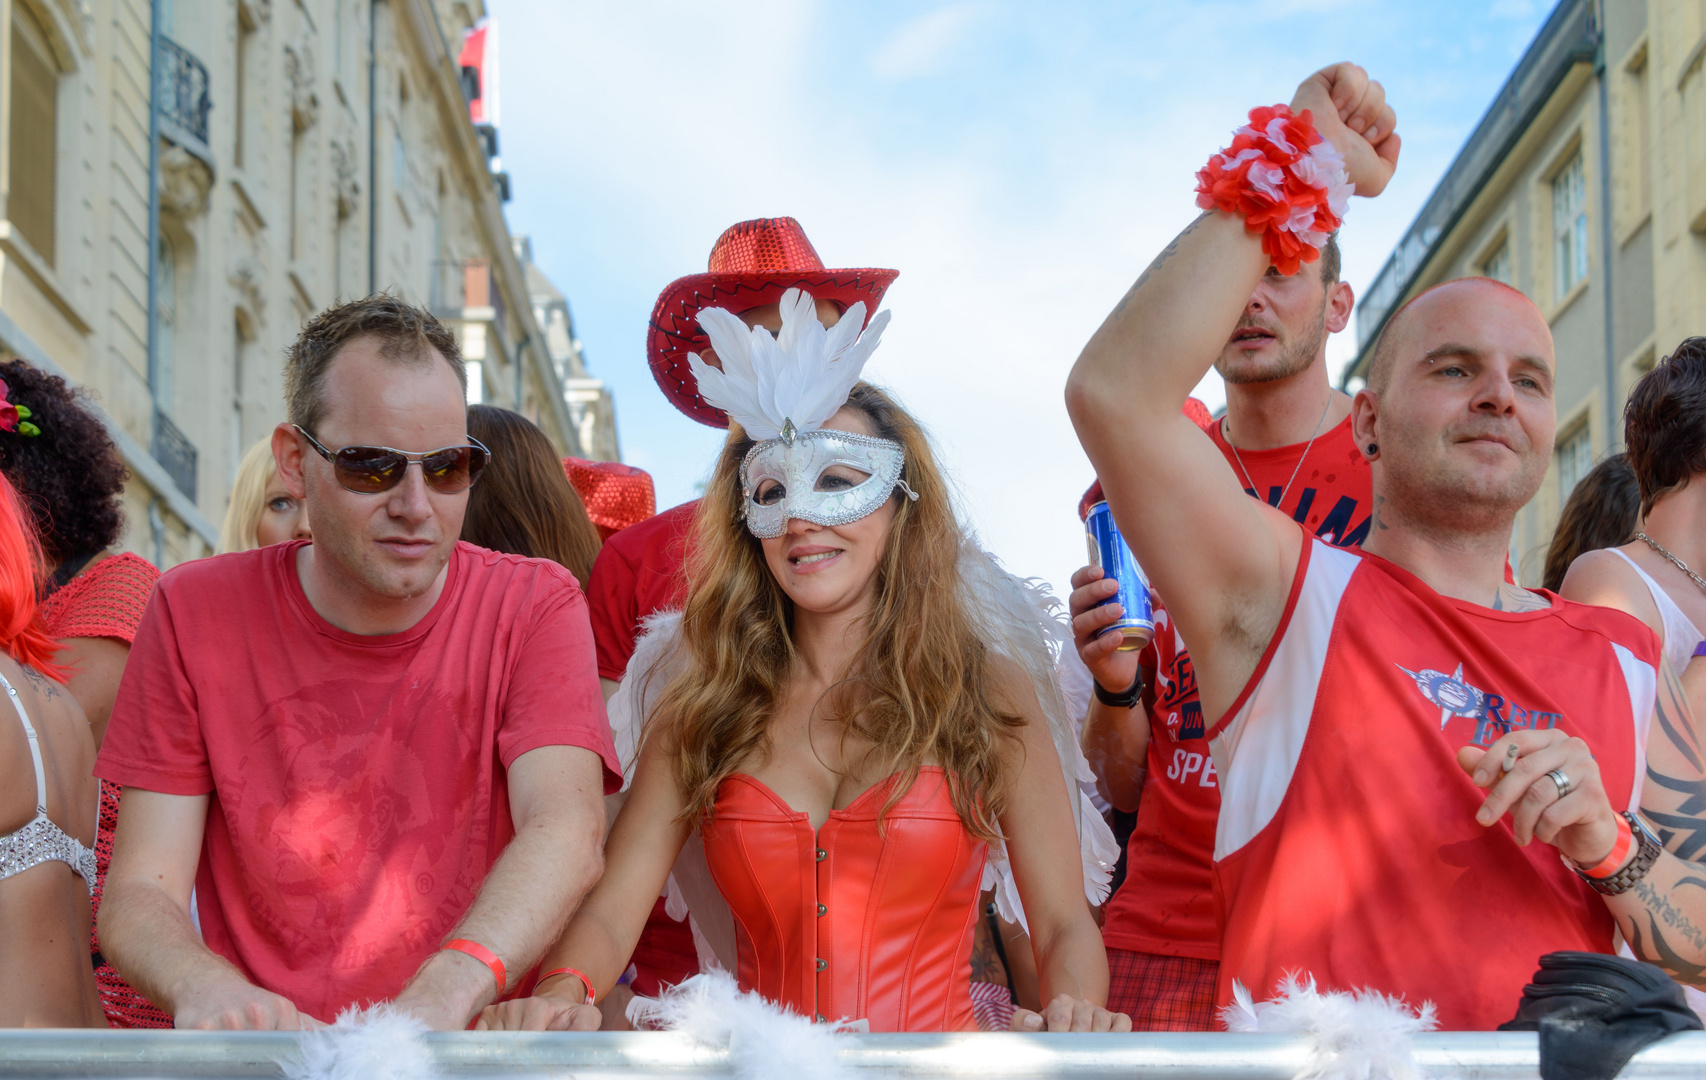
628, 970, 858, 1080
280, 1004, 435, 1080
1221, 975, 1437, 1080
686, 286, 890, 440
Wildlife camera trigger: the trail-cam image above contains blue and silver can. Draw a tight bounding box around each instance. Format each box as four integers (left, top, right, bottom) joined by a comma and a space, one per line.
1085, 500, 1154, 651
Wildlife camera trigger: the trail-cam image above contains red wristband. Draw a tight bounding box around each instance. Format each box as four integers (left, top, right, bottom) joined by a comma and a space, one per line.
1581, 815, 1636, 879
537, 966, 596, 1006
444, 938, 506, 993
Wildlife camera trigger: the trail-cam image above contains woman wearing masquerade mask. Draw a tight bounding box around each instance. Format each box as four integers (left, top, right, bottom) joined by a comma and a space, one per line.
478, 290, 1123, 1034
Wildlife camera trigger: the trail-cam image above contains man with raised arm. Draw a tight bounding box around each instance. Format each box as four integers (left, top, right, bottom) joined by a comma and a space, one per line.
1066, 63, 1706, 1029
1072, 235, 1369, 1031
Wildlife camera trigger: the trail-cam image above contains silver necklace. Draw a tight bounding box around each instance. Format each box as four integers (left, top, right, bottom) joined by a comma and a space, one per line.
1226, 394, 1334, 508
1636, 532, 1706, 596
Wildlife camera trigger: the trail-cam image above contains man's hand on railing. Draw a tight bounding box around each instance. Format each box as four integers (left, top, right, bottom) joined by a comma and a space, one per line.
474, 991, 602, 1031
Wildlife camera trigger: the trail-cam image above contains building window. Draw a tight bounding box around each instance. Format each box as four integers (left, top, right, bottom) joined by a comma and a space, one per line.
1552, 152, 1589, 300
235, 4, 256, 168
9, 4, 58, 265
1558, 425, 1592, 501
1481, 238, 1512, 286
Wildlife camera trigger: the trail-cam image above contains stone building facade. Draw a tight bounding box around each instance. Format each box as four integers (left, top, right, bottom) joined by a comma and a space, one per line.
1347, 0, 1706, 584
0, 0, 613, 568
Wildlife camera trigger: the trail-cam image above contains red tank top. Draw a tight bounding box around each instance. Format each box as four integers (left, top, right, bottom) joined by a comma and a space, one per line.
1101, 415, 1372, 961
1212, 538, 1659, 1030
700, 768, 986, 1032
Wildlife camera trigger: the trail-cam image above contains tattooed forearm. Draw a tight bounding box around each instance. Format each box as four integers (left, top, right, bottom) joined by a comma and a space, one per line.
1635, 878, 1706, 955
19, 665, 58, 699
1626, 917, 1706, 985
1110, 213, 1211, 318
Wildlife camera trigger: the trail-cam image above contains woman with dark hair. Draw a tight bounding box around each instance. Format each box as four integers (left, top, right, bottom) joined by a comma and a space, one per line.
461, 405, 603, 588
0, 359, 167, 1028
1542, 453, 1640, 592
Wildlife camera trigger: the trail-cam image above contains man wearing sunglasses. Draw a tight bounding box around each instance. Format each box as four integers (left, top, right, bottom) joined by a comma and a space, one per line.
95, 295, 622, 1030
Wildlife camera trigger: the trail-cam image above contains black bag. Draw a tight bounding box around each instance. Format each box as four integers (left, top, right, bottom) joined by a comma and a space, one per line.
1501, 951, 1702, 1080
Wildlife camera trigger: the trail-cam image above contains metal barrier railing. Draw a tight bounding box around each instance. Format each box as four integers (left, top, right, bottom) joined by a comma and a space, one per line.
5, 1030, 1706, 1079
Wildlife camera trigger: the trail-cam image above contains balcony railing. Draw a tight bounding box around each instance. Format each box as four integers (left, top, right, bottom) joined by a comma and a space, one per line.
151, 408, 198, 505
157, 37, 211, 149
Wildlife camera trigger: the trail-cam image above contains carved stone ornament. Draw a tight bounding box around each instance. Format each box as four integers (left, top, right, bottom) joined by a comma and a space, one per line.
238, 0, 271, 25
159, 145, 214, 217
228, 258, 266, 326
284, 44, 320, 132
329, 138, 361, 221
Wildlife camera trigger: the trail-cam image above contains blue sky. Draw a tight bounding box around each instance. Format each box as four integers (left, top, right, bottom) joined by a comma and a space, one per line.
490, 0, 1553, 601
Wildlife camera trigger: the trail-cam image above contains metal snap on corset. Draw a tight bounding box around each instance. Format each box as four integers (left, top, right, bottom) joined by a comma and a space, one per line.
817, 903, 827, 916
816, 1014, 826, 1022
816, 958, 827, 972
815, 848, 826, 861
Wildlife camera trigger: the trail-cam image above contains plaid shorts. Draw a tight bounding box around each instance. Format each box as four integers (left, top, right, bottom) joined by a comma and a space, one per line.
1106, 947, 1220, 1031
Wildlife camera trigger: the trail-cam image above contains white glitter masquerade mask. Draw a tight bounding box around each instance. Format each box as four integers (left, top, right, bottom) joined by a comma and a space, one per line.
687, 287, 918, 538
739, 429, 917, 539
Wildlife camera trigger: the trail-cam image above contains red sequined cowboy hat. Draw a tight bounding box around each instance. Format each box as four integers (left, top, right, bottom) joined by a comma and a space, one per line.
562, 456, 656, 540
648, 217, 899, 428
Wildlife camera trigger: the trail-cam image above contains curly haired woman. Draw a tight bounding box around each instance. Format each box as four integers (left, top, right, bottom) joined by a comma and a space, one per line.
0, 359, 167, 1028
479, 290, 1124, 1034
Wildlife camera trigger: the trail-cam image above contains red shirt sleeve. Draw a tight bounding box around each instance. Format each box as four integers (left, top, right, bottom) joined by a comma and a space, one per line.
497, 568, 622, 793
586, 540, 641, 683
94, 581, 212, 795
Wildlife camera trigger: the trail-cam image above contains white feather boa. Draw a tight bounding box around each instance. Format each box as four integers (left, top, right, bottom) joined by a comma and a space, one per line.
1221, 975, 1438, 1080
628, 970, 858, 1080
604, 541, 1119, 964
280, 1005, 435, 1080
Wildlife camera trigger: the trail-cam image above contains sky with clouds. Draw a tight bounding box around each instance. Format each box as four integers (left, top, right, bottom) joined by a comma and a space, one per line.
490, 0, 1552, 601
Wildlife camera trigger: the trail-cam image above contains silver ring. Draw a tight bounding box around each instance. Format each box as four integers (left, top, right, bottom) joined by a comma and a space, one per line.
1546, 768, 1573, 799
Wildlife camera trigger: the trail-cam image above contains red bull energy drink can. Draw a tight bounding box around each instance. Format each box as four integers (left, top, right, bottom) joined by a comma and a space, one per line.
1085, 500, 1154, 651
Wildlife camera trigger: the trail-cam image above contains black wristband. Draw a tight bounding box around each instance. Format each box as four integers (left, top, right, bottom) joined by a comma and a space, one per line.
1093, 672, 1143, 709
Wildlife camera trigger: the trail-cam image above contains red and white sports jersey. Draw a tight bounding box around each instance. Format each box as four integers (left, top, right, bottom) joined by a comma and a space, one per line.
1212, 538, 1660, 1031
1100, 415, 1372, 961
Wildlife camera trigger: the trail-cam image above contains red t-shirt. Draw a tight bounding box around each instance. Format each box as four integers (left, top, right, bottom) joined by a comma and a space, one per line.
1213, 539, 1657, 1029
95, 541, 622, 1022
1100, 414, 1372, 961
586, 500, 698, 681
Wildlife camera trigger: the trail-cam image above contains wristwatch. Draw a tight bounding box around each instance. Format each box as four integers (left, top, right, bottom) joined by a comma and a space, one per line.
1570, 812, 1662, 896
1094, 672, 1143, 709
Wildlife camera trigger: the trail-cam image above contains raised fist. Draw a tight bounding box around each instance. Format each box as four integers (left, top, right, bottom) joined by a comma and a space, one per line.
1291, 63, 1400, 198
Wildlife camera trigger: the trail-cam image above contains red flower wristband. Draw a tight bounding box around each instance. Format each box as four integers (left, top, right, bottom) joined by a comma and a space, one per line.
1195, 105, 1352, 276
444, 938, 506, 994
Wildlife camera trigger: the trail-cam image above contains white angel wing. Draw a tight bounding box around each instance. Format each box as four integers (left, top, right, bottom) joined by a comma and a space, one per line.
607, 612, 740, 974
957, 544, 1120, 931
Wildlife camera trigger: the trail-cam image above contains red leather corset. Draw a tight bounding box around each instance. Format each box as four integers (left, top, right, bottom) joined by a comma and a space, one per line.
701, 767, 988, 1032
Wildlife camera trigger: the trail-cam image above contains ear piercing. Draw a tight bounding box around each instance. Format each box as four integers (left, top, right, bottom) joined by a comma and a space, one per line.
1366, 443, 1378, 455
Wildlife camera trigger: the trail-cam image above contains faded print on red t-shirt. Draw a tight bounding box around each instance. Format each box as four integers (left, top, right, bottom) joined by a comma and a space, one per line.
96, 541, 620, 1021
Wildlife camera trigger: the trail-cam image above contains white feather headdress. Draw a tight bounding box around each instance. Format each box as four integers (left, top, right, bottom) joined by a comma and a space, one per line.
686, 287, 891, 440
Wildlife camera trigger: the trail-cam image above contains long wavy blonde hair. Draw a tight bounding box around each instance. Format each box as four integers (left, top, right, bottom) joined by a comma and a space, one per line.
654, 382, 1023, 841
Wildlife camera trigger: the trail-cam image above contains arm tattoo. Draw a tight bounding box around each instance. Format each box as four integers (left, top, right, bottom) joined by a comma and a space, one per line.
1627, 878, 1706, 985
18, 665, 58, 699
1643, 769, 1706, 859
1111, 213, 1211, 317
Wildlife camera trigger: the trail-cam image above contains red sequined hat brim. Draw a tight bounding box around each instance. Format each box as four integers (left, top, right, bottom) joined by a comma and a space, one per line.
648, 268, 900, 429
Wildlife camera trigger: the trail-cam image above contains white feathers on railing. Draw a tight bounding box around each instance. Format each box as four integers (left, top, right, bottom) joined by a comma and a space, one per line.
1221, 974, 1438, 1080
628, 970, 859, 1080
279, 1005, 435, 1080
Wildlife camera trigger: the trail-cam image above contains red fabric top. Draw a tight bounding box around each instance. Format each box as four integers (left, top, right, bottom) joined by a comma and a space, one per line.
1214, 539, 1657, 1030
1100, 415, 1371, 962
703, 769, 984, 1031
94, 541, 621, 1022
40, 552, 159, 643
586, 500, 698, 682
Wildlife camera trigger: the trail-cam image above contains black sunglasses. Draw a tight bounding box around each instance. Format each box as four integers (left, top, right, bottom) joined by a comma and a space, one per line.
294, 425, 491, 495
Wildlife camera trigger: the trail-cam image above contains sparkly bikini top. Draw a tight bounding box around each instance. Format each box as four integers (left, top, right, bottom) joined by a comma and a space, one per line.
0, 671, 96, 895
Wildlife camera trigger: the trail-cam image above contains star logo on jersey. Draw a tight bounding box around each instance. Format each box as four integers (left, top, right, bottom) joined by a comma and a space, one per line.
1397, 663, 1487, 730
